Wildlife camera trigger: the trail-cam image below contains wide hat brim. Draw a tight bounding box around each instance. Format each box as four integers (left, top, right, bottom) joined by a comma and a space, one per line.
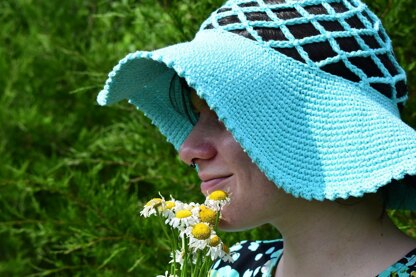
97, 29, 416, 209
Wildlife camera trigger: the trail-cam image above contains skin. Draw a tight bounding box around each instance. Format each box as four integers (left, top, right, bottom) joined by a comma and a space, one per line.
178, 92, 416, 276
180, 92, 286, 231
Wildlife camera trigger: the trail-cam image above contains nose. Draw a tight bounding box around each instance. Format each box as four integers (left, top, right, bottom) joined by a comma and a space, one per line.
178, 125, 217, 166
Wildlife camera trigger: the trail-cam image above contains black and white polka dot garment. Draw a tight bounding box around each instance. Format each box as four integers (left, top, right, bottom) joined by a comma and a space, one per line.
210, 239, 416, 276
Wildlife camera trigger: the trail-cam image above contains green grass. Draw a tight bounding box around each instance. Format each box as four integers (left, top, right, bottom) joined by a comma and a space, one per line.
0, 0, 415, 276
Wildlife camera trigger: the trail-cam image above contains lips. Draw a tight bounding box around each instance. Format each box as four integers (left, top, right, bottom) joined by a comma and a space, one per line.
200, 175, 232, 194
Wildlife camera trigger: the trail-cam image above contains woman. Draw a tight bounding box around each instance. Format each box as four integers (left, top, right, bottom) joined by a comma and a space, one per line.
97, 0, 416, 275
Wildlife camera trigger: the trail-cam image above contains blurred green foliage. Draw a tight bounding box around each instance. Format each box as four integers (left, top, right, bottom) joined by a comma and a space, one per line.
0, 0, 415, 276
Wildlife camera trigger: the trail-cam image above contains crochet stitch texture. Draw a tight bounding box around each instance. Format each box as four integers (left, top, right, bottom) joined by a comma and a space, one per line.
200, 0, 407, 105
97, 0, 416, 210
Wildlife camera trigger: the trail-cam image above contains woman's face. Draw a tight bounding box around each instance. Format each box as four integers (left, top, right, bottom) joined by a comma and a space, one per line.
179, 92, 286, 231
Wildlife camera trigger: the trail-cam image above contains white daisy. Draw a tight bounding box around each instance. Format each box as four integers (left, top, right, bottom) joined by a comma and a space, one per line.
204, 235, 233, 263
169, 249, 185, 267
205, 235, 223, 260
188, 222, 213, 250
140, 198, 163, 217
165, 202, 199, 230
198, 205, 217, 225
204, 190, 231, 212
160, 199, 177, 219
220, 251, 234, 263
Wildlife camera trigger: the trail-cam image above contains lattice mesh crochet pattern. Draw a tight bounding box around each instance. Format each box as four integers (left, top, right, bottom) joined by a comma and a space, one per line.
97, 0, 416, 208
200, 0, 407, 106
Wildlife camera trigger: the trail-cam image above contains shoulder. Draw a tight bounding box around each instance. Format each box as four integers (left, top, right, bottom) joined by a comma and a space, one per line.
210, 239, 283, 277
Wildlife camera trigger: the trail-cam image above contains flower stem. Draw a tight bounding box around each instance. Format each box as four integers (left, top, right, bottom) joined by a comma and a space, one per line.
199, 252, 210, 277
156, 211, 177, 276
192, 250, 202, 276
214, 212, 221, 229
171, 228, 178, 275
181, 236, 188, 277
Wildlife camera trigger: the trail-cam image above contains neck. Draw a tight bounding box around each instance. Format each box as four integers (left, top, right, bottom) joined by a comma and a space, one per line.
271, 194, 416, 277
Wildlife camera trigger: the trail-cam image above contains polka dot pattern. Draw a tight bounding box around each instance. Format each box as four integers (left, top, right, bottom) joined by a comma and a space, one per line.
209, 239, 416, 276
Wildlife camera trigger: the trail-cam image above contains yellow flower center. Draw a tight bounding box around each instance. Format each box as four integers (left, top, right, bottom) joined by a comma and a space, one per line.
199, 205, 217, 225
165, 201, 175, 210
223, 244, 230, 254
145, 198, 162, 207
209, 235, 221, 247
175, 209, 192, 219
208, 190, 228, 201
191, 223, 211, 240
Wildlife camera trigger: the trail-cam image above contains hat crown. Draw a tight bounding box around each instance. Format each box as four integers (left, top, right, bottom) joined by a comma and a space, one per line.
199, 0, 407, 104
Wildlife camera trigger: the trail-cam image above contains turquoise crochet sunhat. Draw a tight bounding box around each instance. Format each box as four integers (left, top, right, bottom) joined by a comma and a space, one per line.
97, 0, 416, 210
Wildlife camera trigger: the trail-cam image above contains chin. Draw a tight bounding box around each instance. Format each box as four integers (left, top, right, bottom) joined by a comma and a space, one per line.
217, 216, 254, 232
217, 221, 240, 232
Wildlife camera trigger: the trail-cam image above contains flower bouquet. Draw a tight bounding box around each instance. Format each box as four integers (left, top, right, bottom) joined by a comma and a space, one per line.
140, 190, 233, 277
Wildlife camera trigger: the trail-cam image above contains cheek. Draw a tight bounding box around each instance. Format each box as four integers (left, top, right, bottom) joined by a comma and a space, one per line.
219, 198, 271, 231
219, 170, 281, 231
216, 131, 282, 230
221, 132, 248, 160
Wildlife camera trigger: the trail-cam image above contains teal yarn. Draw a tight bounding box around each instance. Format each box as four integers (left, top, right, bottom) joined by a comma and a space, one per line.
97, 0, 416, 210
200, 0, 407, 103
